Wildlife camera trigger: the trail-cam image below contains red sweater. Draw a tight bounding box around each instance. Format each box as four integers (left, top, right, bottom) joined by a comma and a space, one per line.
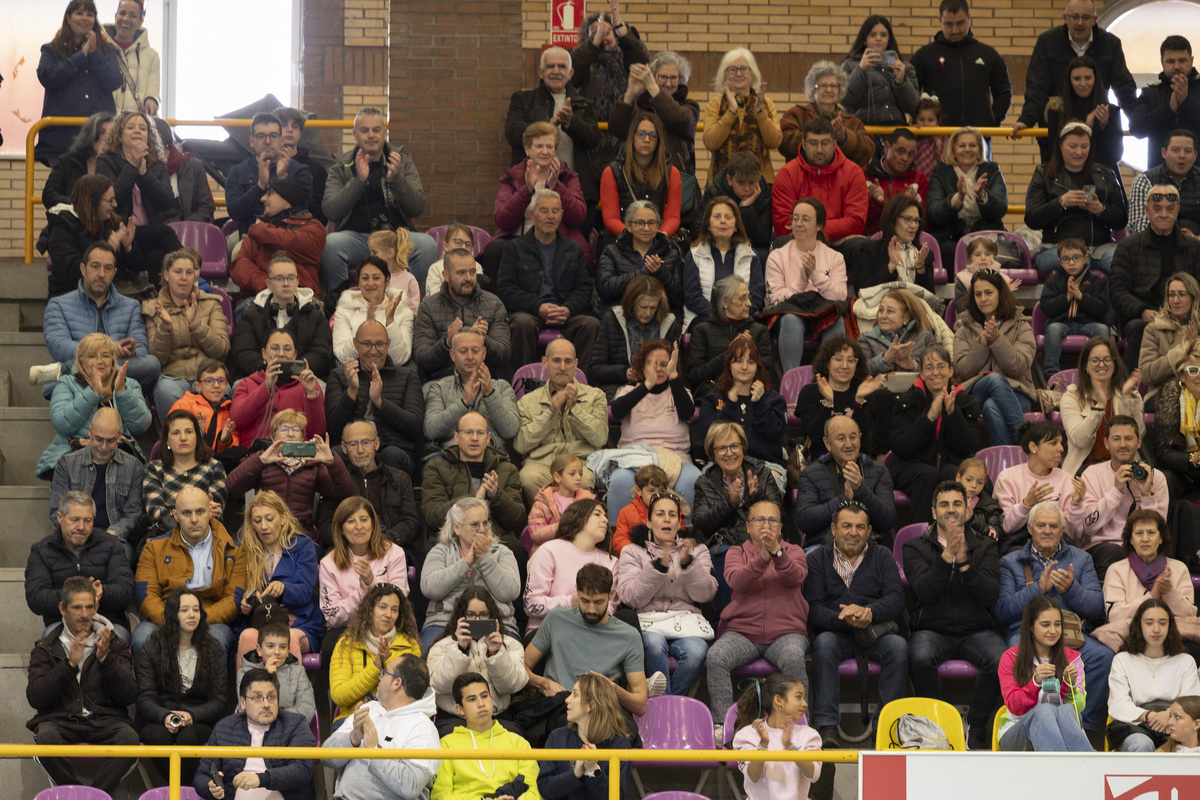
600, 164, 683, 237
771, 147, 868, 239
613, 496, 686, 554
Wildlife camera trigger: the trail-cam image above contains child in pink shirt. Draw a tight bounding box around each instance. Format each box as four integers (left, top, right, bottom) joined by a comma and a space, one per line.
369, 227, 421, 317
527, 453, 597, 553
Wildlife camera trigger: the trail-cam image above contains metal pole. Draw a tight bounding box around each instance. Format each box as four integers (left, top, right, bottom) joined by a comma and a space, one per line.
609, 756, 621, 800
169, 752, 181, 800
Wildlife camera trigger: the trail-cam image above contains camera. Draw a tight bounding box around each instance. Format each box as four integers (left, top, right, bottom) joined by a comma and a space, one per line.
1131, 462, 1149, 481
167, 713, 184, 727
281, 441, 316, 458
276, 360, 305, 380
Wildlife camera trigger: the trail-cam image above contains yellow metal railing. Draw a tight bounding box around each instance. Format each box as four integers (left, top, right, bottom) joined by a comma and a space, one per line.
23, 117, 355, 263
24, 118, 1057, 263
0, 742, 860, 800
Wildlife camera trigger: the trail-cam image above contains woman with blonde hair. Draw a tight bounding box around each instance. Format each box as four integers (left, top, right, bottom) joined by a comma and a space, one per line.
1140, 272, 1200, 401
368, 226, 421, 316
538, 673, 633, 799
926, 126, 1009, 264
1158, 695, 1200, 752
234, 490, 322, 663
36, 332, 151, 478
703, 47, 782, 182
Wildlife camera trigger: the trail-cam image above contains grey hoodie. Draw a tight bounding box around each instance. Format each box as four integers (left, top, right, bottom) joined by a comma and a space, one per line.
237, 651, 317, 722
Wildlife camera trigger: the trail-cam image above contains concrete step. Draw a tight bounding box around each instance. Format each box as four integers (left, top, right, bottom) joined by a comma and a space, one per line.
0, 264, 50, 301
0, 486, 51, 568
0, 409, 56, 484
0, 333, 52, 408
0, 570, 43, 657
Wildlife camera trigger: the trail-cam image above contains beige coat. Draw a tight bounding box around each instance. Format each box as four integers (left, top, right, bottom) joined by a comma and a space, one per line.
1059, 383, 1145, 477
1094, 557, 1200, 651
1139, 313, 1190, 399
952, 313, 1038, 400
142, 287, 230, 380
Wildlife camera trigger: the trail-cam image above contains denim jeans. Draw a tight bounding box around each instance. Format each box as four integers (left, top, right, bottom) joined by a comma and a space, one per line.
777, 315, 847, 373
133, 620, 234, 659
908, 629, 1006, 731
1118, 732, 1157, 752
1043, 321, 1109, 375
998, 702, 1093, 751
641, 631, 709, 696
706, 631, 809, 718
420, 624, 445, 656
970, 372, 1032, 446
1034, 242, 1116, 277
320, 230, 437, 290
811, 630, 907, 727
606, 463, 701, 524
1006, 630, 1112, 731
152, 376, 193, 422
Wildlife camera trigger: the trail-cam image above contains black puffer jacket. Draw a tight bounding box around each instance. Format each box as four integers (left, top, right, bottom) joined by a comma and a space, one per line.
96, 151, 179, 224
901, 524, 1001, 636
325, 358, 423, 458
683, 310, 776, 397
691, 457, 783, 546
596, 231, 683, 308
889, 381, 984, 469
25, 531, 136, 627
1109, 226, 1200, 324
692, 166, 773, 248
45, 207, 148, 297
229, 292, 333, 381
27, 621, 137, 730
1024, 163, 1128, 248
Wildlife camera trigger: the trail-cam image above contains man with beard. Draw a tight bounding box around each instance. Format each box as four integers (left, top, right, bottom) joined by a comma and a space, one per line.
902, 481, 1006, 750
225, 112, 313, 235
1131, 36, 1200, 170
524, 564, 649, 718
412, 248, 512, 380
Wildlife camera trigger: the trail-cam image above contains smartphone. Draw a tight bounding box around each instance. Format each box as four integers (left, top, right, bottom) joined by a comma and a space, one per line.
882, 50, 897, 65
210, 761, 220, 786
1083, 184, 1097, 200
467, 619, 498, 639
281, 441, 316, 458
277, 360, 305, 379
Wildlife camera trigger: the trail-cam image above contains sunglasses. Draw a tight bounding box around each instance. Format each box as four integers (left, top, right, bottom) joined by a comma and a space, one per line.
1149, 192, 1180, 203
1183, 365, 1200, 377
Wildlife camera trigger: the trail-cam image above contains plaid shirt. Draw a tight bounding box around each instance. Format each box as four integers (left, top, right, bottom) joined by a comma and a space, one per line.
143, 458, 228, 532
833, 542, 869, 588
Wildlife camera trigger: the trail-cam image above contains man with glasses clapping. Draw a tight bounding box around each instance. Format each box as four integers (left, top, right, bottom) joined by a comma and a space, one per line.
225, 112, 313, 236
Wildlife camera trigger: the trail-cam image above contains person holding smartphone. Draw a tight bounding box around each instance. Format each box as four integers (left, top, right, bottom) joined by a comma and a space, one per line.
427, 587, 528, 736
841, 16, 920, 128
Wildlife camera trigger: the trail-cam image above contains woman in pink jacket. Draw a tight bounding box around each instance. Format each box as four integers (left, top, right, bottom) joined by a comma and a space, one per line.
765, 198, 848, 373
615, 491, 717, 697
997, 596, 1092, 751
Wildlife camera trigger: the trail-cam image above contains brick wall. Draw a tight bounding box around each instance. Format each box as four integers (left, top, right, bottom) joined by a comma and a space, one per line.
0, 0, 1145, 261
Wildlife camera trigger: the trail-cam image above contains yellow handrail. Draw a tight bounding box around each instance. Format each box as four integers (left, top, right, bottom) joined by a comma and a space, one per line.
24, 117, 354, 263
0, 742, 860, 800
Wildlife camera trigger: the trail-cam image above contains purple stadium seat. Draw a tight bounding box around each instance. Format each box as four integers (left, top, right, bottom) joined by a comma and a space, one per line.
511, 363, 588, 400
891, 523, 926, 587
301, 653, 321, 670
944, 302, 956, 329
731, 659, 778, 679
644, 793, 713, 800
780, 366, 813, 426
939, 660, 981, 680
537, 329, 564, 348
953, 230, 1038, 284
168, 221, 229, 280
36, 789, 116, 800
220, 219, 238, 237
976, 445, 1027, 484
137, 787, 202, 800
1032, 303, 1090, 353
210, 285, 235, 335
634, 696, 719, 778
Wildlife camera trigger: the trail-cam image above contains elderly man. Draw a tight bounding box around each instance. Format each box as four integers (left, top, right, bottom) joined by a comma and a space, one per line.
864, 128, 928, 235
497, 190, 600, 371
325, 654, 441, 800
1131, 36, 1200, 170
513, 338, 608, 503
910, 0, 1012, 129
422, 410, 526, 542
1129, 130, 1200, 234
1075, 415, 1169, 582
197, 668, 316, 800
133, 485, 246, 657
26, 576, 138, 793
225, 112, 313, 235
49, 407, 144, 557
27, 490, 134, 638
505, 46, 603, 205
804, 500, 907, 749
1013, 0, 1138, 151
994, 501, 1110, 738
1110, 184, 1200, 368
412, 248, 512, 380
903, 481, 1006, 751
317, 420, 421, 561
795, 416, 896, 548
771, 117, 868, 241
321, 107, 438, 292
230, 253, 334, 381
326, 319, 423, 475
35, 242, 160, 394
424, 327, 520, 451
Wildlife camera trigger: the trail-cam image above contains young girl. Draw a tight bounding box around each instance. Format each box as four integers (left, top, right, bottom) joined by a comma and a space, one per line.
911, 96, 947, 181
997, 596, 1092, 752
732, 674, 822, 800
956, 457, 1002, 541
1158, 695, 1200, 752
368, 226, 421, 317
527, 453, 598, 552
613, 465, 688, 554
524, 499, 618, 638
955, 237, 1021, 312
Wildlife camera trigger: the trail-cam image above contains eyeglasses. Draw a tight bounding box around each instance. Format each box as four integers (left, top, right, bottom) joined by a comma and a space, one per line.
343, 438, 376, 449
90, 435, 120, 446
200, 377, 228, 387
266, 345, 295, 354
897, 214, 921, 225
464, 611, 492, 620
448, 238, 473, 249
726, 65, 752, 74
629, 220, 658, 229
1087, 357, 1114, 366
1149, 192, 1180, 203
251, 132, 282, 142
816, 82, 840, 91
101, 196, 119, 206
245, 693, 279, 703
747, 516, 783, 528
713, 443, 743, 456
1169, 291, 1191, 300
1183, 365, 1200, 377
634, 131, 659, 140
1060, 254, 1085, 264
269, 274, 298, 283
921, 361, 951, 372
277, 425, 303, 435
355, 339, 389, 351
456, 428, 488, 438
380, 667, 402, 681
461, 520, 492, 532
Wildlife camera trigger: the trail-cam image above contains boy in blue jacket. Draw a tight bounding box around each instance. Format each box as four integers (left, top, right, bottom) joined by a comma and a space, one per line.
1040, 237, 1110, 380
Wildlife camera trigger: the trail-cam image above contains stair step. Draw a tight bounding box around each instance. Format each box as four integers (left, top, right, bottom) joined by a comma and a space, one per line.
0, 486, 51, 568
0, 409, 56, 484
0, 569, 44, 659
0, 333, 52, 408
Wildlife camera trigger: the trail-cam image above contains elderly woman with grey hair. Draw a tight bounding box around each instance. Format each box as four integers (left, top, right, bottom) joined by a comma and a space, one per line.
684, 273, 776, 398
779, 60, 874, 166
703, 47, 782, 182
596, 199, 684, 309
419, 496, 522, 652
610, 50, 702, 174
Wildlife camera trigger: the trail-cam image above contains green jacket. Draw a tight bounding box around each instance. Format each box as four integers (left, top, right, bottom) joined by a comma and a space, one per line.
421, 445, 526, 537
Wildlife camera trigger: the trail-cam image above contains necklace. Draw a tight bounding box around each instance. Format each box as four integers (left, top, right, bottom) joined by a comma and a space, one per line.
1143, 653, 1163, 679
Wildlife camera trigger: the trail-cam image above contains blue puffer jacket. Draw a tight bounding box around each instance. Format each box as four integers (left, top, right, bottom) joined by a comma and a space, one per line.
35, 42, 121, 164
194, 710, 316, 800
37, 374, 151, 478
994, 540, 1104, 636
43, 282, 151, 365
239, 534, 324, 652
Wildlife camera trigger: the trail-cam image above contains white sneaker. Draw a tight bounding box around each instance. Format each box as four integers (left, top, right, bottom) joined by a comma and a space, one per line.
647, 671, 668, 698
28, 363, 61, 385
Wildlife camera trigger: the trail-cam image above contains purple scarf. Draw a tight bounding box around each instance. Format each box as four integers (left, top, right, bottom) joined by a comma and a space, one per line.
1128, 551, 1168, 592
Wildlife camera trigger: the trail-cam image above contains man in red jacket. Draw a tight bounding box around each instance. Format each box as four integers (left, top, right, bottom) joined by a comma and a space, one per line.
864, 128, 929, 235
771, 117, 868, 243
231, 177, 326, 298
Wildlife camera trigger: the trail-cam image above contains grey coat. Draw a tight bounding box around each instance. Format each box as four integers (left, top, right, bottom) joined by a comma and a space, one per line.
423, 371, 520, 448
840, 55, 921, 125
236, 652, 317, 722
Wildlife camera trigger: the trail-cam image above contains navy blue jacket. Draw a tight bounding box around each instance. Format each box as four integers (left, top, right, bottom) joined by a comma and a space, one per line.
538, 727, 632, 800
795, 454, 896, 547
35, 42, 121, 164
496, 230, 593, 317
803, 542, 905, 636
1040, 264, 1109, 325
195, 710, 316, 800
225, 154, 313, 233
25, 531, 135, 626
994, 540, 1104, 636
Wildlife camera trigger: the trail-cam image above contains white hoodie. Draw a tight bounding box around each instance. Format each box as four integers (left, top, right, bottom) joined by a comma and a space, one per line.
324, 689, 441, 800
253, 286, 318, 329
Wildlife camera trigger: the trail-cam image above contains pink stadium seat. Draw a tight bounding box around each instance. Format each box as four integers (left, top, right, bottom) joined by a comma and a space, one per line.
953, 230, 1038, 284
1032, 303, 1089, 353
168, 220, 229, 280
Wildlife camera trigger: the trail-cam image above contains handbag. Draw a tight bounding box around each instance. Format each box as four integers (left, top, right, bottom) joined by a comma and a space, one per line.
852, 620, 900, 650
1023, 563, 1085, 649
637, 610, 715, 642
1106, 701, 1172, 751
245, 593, 289, 629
